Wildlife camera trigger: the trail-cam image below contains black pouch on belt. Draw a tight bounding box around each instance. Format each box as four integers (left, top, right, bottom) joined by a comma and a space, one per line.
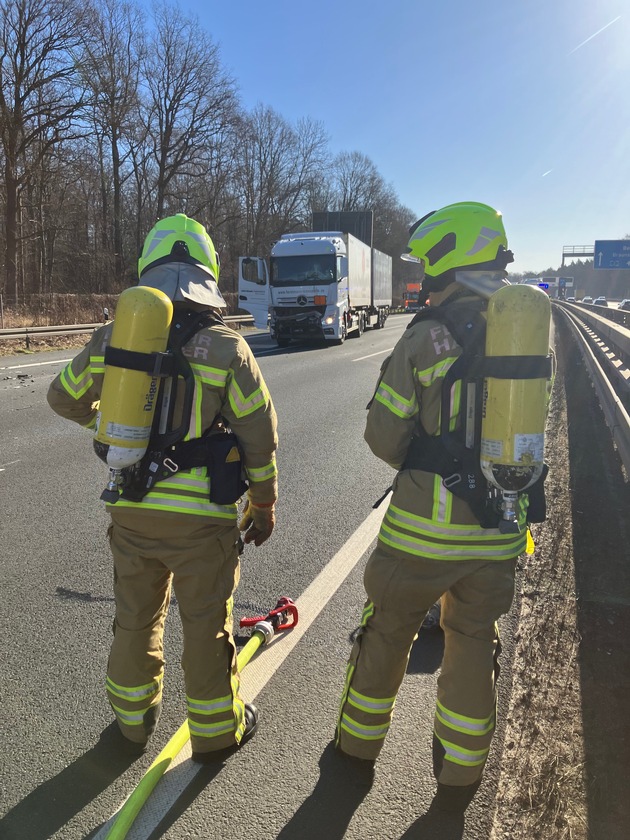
205, 431, 249, 505
124, 425, 249, 505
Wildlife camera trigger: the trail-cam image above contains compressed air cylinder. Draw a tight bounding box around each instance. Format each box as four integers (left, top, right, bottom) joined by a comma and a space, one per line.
480, 283, 551, 493
94, 286, 173, 469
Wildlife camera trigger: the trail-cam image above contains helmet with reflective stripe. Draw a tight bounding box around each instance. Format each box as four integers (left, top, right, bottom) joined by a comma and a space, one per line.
402, 202, 513, 292
138, 213, 220, 281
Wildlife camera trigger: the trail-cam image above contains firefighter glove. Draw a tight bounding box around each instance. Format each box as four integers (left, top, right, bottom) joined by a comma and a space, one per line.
238, 498, 275, 546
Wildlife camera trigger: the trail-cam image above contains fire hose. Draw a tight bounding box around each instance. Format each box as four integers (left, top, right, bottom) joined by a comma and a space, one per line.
105, 596, 298, 840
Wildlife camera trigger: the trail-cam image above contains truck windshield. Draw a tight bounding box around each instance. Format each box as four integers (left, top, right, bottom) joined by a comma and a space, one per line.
270, 255, 336, 286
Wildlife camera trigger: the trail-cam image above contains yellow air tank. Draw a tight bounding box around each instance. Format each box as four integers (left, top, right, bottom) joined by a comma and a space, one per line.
480, 283, 551, 531
94, 285, 173, 470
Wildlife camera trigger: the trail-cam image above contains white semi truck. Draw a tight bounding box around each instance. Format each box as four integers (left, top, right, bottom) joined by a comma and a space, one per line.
238, 230, 392, 347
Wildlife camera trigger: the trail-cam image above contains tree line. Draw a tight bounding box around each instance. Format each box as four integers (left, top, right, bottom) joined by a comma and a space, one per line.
0, 0, 420, 309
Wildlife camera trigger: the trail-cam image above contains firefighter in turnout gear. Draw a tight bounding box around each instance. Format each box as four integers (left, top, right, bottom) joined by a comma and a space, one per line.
336, 202, 553, 812
47, 214, 278, 761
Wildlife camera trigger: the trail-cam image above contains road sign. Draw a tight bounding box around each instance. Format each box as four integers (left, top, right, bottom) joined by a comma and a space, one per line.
594, 240, 630, 270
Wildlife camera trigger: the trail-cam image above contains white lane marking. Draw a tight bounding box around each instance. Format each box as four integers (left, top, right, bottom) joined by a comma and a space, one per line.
0, 460, 21, 471
0, 358, 72, 371
352, 347, 393, 362
94, 498, 389, 839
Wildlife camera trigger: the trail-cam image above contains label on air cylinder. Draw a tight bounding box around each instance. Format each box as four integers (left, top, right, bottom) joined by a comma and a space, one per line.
481, 438, 503, 458
513, 433, 544, 463
105, 421, 151, 442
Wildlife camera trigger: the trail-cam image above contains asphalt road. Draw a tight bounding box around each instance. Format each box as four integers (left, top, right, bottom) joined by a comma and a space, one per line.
0, 316, 516, 840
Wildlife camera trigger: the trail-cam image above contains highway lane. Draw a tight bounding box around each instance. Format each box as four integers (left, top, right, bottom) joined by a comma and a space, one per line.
0, 316, 502, 840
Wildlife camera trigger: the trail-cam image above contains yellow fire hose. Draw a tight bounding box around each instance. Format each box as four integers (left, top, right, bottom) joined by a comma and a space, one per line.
104, 597, 298, 840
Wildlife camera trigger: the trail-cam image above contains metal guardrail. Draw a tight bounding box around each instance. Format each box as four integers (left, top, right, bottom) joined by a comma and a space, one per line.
556, 301, 630, 473
0, 315, 255, 347
569, 300, 630, 329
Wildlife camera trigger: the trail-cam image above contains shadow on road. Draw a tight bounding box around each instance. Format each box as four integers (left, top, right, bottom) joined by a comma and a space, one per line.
0, 724, 141, 840
274, 741, 372, 840
397, 804, 465, 839
273, 742, 465, 840
561, 315, 630, 839
407, 627, 445, 675
242, 331, 330, 359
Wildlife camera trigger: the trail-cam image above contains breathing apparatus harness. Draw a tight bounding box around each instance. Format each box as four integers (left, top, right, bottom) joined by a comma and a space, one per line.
98, 308, 248, 505
398, 294, 550, 529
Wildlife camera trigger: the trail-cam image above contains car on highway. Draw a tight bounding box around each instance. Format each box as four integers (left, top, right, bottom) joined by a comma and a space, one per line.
619, 299, 630, 311
593, 296, 608, 306
566, 296, 576, 302
581, 296, 593, 304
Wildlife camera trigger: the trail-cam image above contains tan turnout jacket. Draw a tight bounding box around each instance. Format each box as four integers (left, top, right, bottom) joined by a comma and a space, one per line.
47, 313, 278, 523
365, 298, 528, 561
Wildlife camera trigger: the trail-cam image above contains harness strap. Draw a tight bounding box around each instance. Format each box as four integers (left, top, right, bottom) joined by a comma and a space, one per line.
400, 298, 549, 527
484, 355, 553, 379
103, 346, 174, 376
117, 307, 236, 503
403, 299, 499, 527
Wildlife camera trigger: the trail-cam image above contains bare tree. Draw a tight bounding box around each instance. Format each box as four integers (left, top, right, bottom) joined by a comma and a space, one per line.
330, 150, 386, 212
142, 1, 239, 219
78, 0, 145, 286
236, 105, 329, 253
326, 149, 418, 295
0, 0, 88, 298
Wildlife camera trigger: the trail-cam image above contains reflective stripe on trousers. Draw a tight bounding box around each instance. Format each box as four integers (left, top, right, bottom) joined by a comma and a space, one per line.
336, 539, 516, 780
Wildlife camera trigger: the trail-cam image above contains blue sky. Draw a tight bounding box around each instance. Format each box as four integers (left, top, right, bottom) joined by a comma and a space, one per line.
167, 0, 628, 275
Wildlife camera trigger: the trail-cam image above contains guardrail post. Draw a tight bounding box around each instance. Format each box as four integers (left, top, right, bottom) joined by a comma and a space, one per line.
25, 330, 30, 350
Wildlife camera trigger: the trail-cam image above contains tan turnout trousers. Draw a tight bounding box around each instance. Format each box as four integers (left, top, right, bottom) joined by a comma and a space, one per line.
106, 508, 245, 753
337, 540, 517, 786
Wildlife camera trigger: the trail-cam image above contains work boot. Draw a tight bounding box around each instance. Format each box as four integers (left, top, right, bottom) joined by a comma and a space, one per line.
191, 702, 259, 764
421, 601, 442, 631
433, 780, 481, 813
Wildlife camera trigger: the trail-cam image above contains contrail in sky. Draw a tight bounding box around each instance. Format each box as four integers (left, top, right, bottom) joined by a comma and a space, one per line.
542, 170, 553, 177
569, 16, 621, 54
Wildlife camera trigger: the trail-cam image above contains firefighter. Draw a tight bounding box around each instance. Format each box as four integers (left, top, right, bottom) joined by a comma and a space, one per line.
47, 214, 278, 762
336, 202, 551, 812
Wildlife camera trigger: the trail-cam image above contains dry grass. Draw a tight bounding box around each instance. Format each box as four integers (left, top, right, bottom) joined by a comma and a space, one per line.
491, 349, 590, 840
492, 590, 588, 840
1, 291, 242, 330
0, 291, 247, 356
1, 294, 118, 328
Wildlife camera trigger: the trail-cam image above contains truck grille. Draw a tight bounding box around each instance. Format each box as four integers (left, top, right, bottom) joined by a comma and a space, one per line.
273, 306, 326, 318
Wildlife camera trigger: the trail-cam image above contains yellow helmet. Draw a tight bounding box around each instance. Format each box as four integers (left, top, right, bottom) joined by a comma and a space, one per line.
137, 214, 226, 308
138, 213, 220, 280
403, 202, 513, 291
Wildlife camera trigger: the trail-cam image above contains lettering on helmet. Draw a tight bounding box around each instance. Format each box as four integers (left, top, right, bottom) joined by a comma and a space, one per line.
144, 377, 159, 411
